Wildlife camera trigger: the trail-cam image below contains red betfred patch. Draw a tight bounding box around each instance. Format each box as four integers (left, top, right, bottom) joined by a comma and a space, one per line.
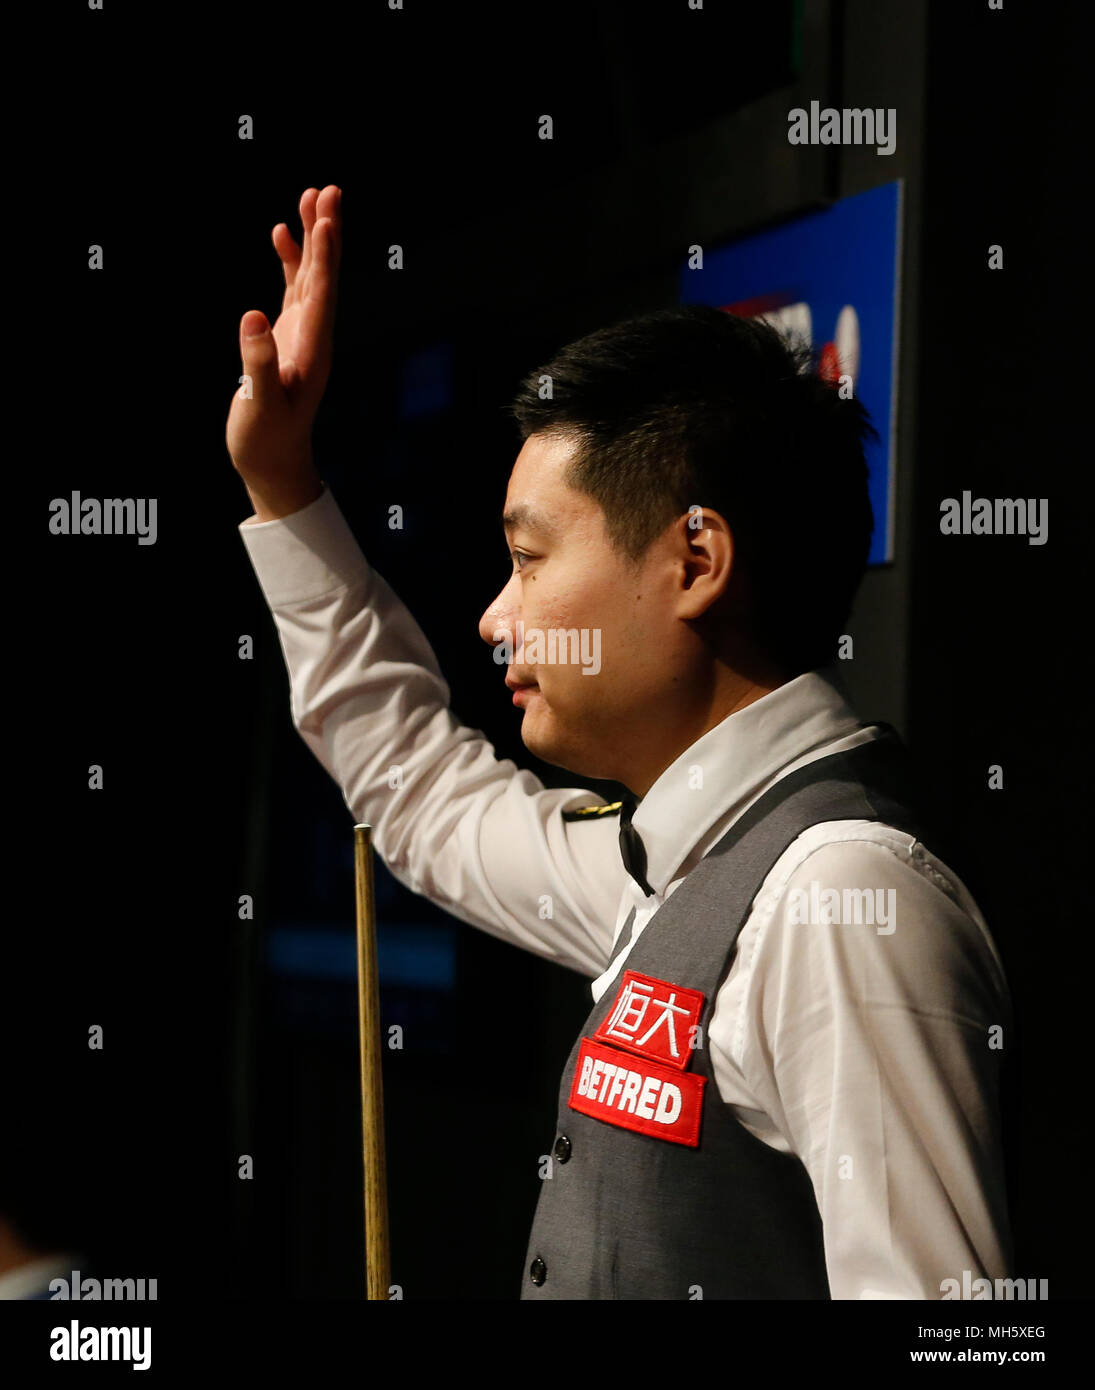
568, 1037, 706, 1147
568, 972, 708, 1146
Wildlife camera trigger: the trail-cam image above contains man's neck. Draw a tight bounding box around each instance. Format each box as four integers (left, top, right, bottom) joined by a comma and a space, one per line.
628, 668, 787, 798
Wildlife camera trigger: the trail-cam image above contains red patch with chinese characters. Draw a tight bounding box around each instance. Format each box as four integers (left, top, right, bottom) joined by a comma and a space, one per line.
568, 1038, 706, 1146
592, 970, 705, 1070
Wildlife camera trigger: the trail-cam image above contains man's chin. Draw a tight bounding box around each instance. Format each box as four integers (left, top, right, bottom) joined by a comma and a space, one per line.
519, 704, 610, 780
518, 706, 563, 764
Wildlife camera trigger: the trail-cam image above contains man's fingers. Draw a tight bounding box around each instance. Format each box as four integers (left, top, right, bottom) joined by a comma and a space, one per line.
298, 188, 320, 281
316, 186, 342, 278
238, 311, 284, 406
273, 223, 302, 292
315, 184, 342, 232
313, 214, 340, 293
292, 219, 338, 386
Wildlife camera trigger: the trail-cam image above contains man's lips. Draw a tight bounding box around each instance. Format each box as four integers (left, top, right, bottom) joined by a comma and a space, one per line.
505, 678, 540, 707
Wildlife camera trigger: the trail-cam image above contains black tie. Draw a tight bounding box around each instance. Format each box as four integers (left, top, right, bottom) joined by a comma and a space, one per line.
618, 798, 654, 897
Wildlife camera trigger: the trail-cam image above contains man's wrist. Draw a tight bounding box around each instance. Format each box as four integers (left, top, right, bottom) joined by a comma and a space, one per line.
245, 471, 325, 523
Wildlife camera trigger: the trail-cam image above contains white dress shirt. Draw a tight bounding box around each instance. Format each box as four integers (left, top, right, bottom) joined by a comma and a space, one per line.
238, 482, 1014, 1300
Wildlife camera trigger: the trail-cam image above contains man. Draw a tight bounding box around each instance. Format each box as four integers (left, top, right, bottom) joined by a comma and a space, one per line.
227, 185, 1013, 1299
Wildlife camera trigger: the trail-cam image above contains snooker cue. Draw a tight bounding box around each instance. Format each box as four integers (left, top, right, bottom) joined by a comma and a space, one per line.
354, 822, 391, 1299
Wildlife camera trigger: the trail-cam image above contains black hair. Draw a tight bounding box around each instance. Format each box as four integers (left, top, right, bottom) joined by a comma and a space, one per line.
508, 303, 877, 677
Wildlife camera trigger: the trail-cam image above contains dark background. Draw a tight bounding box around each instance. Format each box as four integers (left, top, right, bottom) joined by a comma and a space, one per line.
12, 0, 1087, 1308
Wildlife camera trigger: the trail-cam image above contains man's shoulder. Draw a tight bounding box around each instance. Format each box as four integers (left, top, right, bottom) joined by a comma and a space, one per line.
749, 823, 1010, 1020
763, 821, 964, 905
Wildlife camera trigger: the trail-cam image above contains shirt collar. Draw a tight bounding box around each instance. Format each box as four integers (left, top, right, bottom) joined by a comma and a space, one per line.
630, 667, 867, 897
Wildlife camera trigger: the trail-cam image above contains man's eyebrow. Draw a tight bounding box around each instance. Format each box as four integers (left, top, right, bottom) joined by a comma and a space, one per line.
502, 504, 556, 537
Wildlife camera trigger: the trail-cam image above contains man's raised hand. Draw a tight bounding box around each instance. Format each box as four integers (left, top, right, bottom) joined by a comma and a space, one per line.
227, 185, 342, 521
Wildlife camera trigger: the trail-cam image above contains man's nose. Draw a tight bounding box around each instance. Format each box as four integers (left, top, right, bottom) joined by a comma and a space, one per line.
478, 574, 520, 646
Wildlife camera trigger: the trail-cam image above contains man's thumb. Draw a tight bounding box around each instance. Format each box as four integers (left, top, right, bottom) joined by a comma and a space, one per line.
239, 311, 282, 402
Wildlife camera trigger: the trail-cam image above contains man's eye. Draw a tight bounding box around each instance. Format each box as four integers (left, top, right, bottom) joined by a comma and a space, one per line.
511, 549, 534, 571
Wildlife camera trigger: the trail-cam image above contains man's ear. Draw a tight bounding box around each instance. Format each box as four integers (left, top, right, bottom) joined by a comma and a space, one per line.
674, 507, 735, 621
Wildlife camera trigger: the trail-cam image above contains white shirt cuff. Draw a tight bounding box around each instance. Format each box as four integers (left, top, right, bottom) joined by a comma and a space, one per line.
237, 483, 370, 607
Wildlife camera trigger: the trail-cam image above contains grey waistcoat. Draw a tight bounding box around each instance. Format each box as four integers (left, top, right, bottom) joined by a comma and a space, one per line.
521, 726, 945, 1300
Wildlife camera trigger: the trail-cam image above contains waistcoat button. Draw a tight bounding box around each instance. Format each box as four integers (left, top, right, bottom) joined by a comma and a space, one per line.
552, 1135, 572, 1163
529, 1257, 547, 1286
